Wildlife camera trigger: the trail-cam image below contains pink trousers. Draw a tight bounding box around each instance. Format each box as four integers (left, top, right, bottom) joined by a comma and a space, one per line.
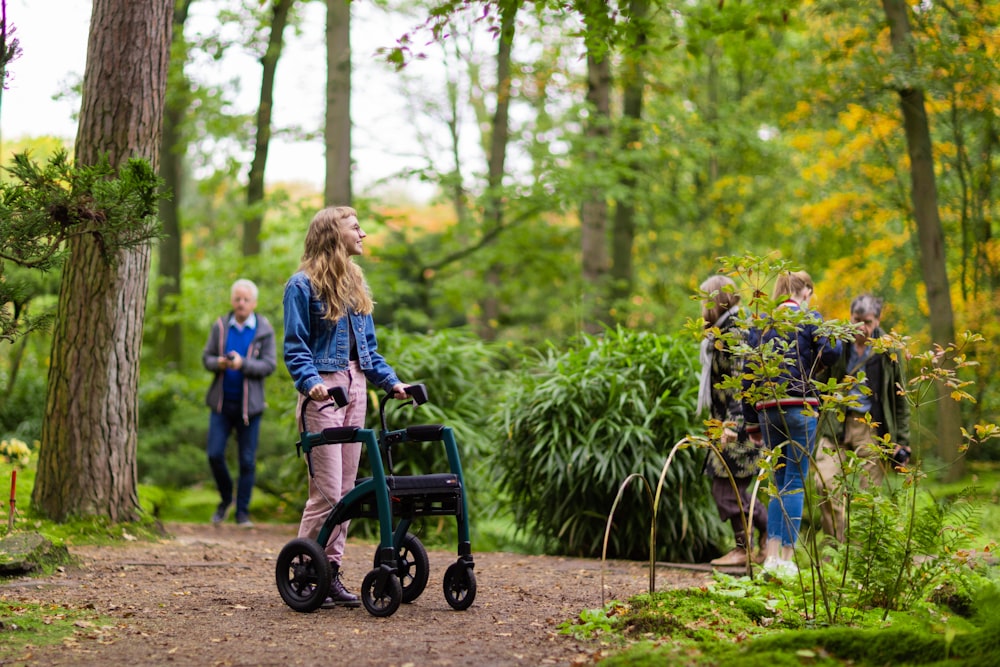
296, 361, 368, 565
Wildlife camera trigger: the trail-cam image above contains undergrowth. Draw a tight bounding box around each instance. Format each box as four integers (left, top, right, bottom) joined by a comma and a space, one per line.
560, 565, 1000, 666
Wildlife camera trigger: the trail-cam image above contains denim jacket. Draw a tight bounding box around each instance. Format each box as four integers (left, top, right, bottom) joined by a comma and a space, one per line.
282, 271, 401, 396
741, 302, 841, 435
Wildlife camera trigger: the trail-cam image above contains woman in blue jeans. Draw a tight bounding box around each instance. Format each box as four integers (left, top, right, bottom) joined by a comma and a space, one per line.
743, 271, 841, 578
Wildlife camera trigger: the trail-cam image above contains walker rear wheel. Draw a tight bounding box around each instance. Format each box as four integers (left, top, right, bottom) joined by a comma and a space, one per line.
276, 538, 331, 613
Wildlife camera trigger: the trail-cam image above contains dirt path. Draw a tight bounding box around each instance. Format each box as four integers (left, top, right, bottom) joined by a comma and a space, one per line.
1, 522, 714, 666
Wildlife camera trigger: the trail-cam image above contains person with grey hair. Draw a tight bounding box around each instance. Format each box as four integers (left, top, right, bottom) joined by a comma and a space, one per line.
814, 294, 911, 542
202, 278, 277, 528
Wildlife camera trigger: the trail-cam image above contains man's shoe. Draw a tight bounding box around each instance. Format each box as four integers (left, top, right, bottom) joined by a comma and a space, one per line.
211, 503, 231, 525
322, 568, 360, 608
235, 512, 254, 528
710, 548, 749, 567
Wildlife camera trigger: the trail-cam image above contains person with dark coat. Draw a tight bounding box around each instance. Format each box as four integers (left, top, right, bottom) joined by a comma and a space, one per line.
202, 278, 277, 528
697, 275, 767, 567
814, 294, 911, 542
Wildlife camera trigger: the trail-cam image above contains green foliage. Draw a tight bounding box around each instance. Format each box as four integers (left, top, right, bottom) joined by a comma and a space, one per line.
693, 255, 999, 627
0, 363, 46, 441
136, 370, 211, 488
2, 452, 165, 543
0, 150, 164, 343
846, 485, 981, 611
579, 568, 1000, 666
558, 602, 626, 640
351, 327, 508, 545
365, 205, 583, 345
491, 325, 724, 561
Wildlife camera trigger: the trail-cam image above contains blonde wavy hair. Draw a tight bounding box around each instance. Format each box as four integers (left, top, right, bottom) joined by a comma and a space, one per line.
299, 206, 374, 320
773, 270, 813, 302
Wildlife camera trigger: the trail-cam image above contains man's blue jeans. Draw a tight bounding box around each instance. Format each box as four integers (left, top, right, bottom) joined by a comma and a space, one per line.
207, 400, 261, 515
761, 405, 816, 548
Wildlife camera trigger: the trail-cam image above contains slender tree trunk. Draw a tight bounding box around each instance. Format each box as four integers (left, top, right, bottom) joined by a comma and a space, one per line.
609, 0, 647, 307
34, 0, 172, 522
478, 0, 518, 340
325, 0, 351, 206
882, 0, 963, 481
244, 0, 293, 257
156, 0, 194, 367
445, 69, 470, 226
580, 47, 612, 334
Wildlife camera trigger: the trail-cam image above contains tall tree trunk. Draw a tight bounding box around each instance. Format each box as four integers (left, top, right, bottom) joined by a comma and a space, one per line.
156, 0, 194, 367
580, 46, 612, 334
34, 0, 172, 522
478, 0, 517, 340
244, 0, 293, 257
609, 0, 647, 307
882, 0, 963, 481
445, 51, 470, 227
325, 0, 350, 206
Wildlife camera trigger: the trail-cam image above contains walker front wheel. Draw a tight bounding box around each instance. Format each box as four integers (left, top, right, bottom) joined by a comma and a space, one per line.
443, 562, 476, 611
276, 538, 331, 613
361, 568, 402, 617
374, 533, 429, 603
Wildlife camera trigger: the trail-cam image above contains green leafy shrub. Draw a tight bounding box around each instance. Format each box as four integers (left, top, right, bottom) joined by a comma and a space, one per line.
137, 371, 205, 488
0, 368, 46, 441
491, 325, 725, 562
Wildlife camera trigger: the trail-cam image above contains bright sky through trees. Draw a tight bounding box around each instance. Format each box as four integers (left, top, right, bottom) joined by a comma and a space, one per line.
0, 0, 441, 201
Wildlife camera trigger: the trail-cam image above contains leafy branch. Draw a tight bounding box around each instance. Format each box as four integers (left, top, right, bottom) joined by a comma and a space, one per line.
0, 150, 165, 342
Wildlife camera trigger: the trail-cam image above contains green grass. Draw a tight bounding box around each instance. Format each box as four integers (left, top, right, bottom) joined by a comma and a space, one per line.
0, 599, 118, 660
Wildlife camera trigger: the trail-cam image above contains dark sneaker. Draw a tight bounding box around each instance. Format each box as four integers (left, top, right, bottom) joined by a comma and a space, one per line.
235, 512, 254, 528
211, 503, 231, 525
322, 569, 360, 608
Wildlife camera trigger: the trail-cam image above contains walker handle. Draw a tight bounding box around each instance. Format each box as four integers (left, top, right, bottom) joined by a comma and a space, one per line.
404, 383, 428, 406
317, 385, 350, 412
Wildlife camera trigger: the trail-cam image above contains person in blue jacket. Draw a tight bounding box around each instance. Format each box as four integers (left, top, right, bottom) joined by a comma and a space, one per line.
283, 205, 409, 607
743, 270, 841, 579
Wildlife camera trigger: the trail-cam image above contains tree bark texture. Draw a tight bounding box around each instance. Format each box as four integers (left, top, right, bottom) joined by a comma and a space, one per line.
610, 0, 647, 306
881, 0, 963, 480
34, 0, 172, 522
325, 0, 351, 206
244, 0, 293, 257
